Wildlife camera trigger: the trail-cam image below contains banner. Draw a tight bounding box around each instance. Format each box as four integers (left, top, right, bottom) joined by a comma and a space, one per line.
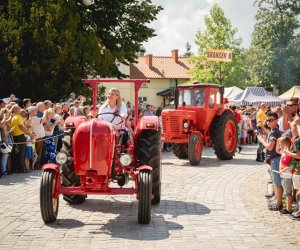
207, 49, 233, 62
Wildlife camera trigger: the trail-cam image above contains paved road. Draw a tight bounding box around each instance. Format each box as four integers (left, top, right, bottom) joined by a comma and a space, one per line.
0, 145, 299, 250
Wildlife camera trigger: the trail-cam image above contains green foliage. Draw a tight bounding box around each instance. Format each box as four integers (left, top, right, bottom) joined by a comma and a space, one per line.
189, 4, 246, 87
0, 0, 162, 101
249, 0, 300, 93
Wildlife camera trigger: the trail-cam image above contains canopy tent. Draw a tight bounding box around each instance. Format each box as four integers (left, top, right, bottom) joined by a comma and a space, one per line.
278, 86, 300, 100
230, 87, 284, 106
224, 86, 243, 101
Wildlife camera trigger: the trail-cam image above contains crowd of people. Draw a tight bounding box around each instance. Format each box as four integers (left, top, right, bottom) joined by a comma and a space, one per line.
230, 98, 300, 219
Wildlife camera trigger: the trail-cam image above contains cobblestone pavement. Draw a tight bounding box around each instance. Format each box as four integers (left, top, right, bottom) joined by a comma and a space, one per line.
0, 145, 299, 250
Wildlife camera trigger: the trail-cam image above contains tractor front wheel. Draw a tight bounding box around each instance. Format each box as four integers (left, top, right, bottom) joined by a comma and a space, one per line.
137, 130, 161, 204
138, 171, 152, 224
188, 135, 203, 166
40, 170, 59, 223
172, 143, 188, 159
61, 133, 86, 204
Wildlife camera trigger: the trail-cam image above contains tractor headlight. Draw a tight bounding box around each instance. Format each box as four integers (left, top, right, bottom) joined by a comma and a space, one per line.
120, 154, 132, 166
183, 122, 189, 129
56, 153, 67, 165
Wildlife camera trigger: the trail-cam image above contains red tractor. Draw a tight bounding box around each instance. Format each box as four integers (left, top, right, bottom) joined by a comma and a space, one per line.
40, 79, 161, 224
162, 82, 237, 165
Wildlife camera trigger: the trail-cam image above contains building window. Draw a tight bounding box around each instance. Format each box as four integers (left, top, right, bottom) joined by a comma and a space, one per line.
169, 79, 176, 87
139, 97, 147, 103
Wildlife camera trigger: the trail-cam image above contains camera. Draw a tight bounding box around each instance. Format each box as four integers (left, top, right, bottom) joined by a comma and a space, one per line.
255, 127, 263, 136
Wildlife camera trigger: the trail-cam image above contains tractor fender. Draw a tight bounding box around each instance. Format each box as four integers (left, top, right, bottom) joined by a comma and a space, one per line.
215, 108, 233, 116
64, 115, 87, 129
136, 116, 159, 132
189, 131, 203, 141
42, 163, 59, 173
137, 165, 153, 172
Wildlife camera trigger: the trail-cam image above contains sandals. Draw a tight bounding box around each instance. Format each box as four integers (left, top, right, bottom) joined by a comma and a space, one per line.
292, 211, 300, 218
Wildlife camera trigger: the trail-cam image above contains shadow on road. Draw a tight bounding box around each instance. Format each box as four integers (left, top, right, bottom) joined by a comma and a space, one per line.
46, 199, 210, 240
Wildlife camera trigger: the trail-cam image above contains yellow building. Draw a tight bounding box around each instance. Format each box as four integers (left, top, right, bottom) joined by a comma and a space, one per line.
100, 49, 194, 108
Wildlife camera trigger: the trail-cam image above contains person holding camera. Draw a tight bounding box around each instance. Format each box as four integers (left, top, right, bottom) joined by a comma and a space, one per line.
257, 111, 283, 211
256, 103, 268, 162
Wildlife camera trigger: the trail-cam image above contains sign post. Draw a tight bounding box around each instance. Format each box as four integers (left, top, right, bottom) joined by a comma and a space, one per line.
206, 49, 233, 85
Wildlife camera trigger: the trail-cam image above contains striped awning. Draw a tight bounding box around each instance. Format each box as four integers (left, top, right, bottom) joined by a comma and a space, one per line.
230, 87, 284, 106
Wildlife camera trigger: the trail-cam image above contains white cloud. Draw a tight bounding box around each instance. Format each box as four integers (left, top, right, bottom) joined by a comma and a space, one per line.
143, 0, 257, 56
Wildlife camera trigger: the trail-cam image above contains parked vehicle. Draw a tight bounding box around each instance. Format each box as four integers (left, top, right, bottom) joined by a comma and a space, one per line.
40, 79, 161, 224
161, 82, 237, 165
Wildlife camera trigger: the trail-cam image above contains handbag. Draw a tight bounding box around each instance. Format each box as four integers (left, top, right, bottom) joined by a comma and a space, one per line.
0, 132, 13, 154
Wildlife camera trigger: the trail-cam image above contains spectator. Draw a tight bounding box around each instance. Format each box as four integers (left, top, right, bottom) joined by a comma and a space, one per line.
24, 124, 35, 172
22, 98, 31, 110
28, 105, 46, 169
10, 104, 34, 173
143, 104, 154, 116
257, 111, 283, 211
36, 102, 45, 118
68, 92, 76, 106
283, 119, 300, 218
61, 102, 69, 120
276, 136, 293, 214
256, 103, 268, 162
44, 100, 53, 109
43, 109, 57, 163
0, 108, 13, 175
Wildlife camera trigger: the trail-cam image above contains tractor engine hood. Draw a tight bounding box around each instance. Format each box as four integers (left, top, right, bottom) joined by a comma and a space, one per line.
73, 119, 116, 176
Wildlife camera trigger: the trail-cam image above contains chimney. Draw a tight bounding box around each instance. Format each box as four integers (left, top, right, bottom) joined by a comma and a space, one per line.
172, 49, 178, 63
145, 54, 153, 68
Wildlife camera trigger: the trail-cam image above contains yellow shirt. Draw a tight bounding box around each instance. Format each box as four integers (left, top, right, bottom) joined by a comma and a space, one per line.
10, 114, 25, 136
256, 109, 267, 128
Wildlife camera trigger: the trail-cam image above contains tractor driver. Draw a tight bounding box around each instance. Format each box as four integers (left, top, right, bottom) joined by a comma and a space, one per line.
193, 89, 205, 106
97, 88, 128, 146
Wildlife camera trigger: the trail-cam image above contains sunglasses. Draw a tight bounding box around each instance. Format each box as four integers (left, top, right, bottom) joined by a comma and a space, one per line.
108, 92, 117, 96
266, 118, 277, 122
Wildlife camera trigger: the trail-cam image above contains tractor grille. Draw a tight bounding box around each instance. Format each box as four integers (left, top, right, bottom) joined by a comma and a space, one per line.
162, 114, 180, 134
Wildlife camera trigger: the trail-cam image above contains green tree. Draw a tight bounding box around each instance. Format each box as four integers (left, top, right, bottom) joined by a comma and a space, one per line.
0, 0, 162, 100
250, 0, 300, 93
189, 4, 245, 86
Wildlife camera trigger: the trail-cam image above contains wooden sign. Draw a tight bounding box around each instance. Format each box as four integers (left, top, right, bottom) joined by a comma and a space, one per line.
207, 49, 233, 62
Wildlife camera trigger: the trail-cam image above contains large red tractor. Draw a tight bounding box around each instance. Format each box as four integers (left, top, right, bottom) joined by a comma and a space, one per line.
162, 82, 237, 165
40, 79, 161, 224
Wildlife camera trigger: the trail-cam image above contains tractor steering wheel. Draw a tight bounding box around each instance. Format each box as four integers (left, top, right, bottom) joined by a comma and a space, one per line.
97, 112, 124, 126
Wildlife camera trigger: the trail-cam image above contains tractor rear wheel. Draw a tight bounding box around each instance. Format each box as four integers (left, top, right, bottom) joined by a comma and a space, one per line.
172, 143, 188, 159
61, 132, 86, 204
211, 111, 237, 160
138, 171, 152, 224
188, 135, 203, 166
137, 130, 161, 204
40, 170, 59, 223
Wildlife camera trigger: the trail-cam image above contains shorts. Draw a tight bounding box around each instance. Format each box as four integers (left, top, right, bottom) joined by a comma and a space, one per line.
270, 156, 281, 187
281, 177, 293, 196
241, 130, 248, 139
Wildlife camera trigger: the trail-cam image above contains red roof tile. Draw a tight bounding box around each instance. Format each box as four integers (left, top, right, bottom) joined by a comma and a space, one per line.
130, 56, 194, 79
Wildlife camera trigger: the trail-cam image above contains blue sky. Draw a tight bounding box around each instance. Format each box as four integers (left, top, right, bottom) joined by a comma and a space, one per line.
143, 0, 258, 56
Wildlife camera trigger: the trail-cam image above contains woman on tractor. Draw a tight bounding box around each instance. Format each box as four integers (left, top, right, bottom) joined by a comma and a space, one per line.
97, 88, 128, 146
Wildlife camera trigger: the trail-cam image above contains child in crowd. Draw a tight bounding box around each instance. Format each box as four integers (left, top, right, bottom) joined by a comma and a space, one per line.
24, 125, 35, 172
276, 136, 293, 214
